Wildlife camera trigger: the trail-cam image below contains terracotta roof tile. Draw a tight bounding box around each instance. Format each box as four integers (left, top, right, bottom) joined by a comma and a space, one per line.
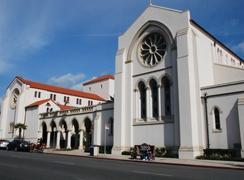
26, 99, 51, 108
26, 99, 76, 111
16, 76, 105, 101
83, 74, 114, 86
57, 104, 76, 111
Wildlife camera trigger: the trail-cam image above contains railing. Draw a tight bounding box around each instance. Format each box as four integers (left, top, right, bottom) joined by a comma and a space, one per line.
40, 106, 94, 119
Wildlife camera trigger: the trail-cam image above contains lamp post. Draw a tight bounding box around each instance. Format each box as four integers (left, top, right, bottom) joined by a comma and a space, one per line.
104, 123, 109, 155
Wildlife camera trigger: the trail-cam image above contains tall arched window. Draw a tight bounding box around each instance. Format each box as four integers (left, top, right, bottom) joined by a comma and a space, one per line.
214, 107, 221, 130
162, 77, 171, 116
138, 81, 147, 119
149, 79, 158, 119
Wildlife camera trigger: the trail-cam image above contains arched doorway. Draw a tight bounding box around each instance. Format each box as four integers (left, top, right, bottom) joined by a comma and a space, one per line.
71, 119, 80, 149
84, 118, 92, 152
41, 122, 47, 145
50, 121, 57, 148
59, 120, 68, 149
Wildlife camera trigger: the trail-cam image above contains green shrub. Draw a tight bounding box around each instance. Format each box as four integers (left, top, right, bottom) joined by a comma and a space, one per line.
196, 149, 238, 161
155, 147, 167, 157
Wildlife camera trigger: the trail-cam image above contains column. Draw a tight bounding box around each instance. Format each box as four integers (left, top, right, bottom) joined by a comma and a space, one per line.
79, 130, 84, 150
134, 89, 139, 120
158, 85, 162, 121
238, 98, 244, 158
146, 87, 151, 120
56, 131, 60, 149
66, 131, 71, 149
46, 132, 51, 148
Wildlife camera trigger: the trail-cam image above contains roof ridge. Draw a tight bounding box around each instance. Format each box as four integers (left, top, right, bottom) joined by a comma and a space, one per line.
16, 76, 105, 101
83, 74, 114, 86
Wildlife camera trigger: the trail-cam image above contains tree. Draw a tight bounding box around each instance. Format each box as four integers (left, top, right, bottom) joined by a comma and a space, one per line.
14, 123, 27, 140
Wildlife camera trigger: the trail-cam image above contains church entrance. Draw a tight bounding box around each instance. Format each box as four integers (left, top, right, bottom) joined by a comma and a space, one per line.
84, 118, 92, 152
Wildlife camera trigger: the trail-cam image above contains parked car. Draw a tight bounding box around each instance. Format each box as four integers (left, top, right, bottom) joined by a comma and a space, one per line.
0, 140, 9, 150
7, 139, 30, 152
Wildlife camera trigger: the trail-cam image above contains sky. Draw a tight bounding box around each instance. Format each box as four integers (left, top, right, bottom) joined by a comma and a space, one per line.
0, 0, 243, 104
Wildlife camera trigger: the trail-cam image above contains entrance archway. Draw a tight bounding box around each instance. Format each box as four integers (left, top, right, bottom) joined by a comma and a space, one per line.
41, 122, 47, 145
50, 121, 57, 148
71, 119, 80, 149
84, 118, 92, 152
59, 120, 68, 149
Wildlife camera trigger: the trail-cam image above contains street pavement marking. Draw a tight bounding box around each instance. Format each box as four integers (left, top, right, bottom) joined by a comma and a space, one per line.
132, 170, 173, 177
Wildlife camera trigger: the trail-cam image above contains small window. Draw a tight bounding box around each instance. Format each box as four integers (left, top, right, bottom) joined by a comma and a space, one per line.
38, 92, 41, 98
46, 108, 49, 113
79, 99, 82, 105
76, 98, 79, 104
100, 84, 103, 89
89, 87, 91, 91
54, 94, 56, 101
50, 108, 53, 112
50, 94, 53, 100
34, 91, 37, 97
214, 107, 221, 130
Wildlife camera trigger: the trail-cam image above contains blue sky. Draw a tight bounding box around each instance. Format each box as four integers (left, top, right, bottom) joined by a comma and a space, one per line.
0, 0, 243, 104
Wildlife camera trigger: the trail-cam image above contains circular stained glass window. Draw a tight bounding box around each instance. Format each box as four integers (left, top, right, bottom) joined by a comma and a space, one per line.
139, 33, 167, 67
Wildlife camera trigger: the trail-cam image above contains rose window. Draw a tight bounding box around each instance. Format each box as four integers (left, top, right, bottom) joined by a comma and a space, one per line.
139, 33, 167, 67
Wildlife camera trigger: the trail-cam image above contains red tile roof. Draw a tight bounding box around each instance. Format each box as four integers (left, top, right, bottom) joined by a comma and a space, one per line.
16, 76, 105, 101
56, 103, 76, 111
26, 99, 76, 111
83, 74, 114, 86
26, 99, 51, 108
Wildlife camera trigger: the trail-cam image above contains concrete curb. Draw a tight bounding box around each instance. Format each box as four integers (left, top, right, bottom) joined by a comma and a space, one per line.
43, 152, 244, 171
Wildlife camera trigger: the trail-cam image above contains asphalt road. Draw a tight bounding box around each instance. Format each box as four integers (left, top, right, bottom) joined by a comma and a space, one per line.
0, 151, 243, 180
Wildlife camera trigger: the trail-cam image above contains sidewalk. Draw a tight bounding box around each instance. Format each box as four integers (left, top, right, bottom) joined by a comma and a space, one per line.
43, 149, 244, 170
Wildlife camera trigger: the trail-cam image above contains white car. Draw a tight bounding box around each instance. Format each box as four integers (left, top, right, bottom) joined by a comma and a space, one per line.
0, 140, 9, 150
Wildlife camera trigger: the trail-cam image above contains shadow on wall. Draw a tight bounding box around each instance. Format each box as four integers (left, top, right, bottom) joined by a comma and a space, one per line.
226, 101, 241, 150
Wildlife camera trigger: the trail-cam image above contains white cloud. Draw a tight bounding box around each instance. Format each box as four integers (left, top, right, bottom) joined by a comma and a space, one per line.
48, 73, 86, 90
232, 41, 244, 54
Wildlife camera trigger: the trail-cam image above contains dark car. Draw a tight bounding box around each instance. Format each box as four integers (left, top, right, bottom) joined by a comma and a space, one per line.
7, 140, 30, 152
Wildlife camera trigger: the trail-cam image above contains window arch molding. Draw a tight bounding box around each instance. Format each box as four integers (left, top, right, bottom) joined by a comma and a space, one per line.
134, 78, 147, 90
210, 106, 223, 115
146, 76, 160, 87
127, 21, 175, 63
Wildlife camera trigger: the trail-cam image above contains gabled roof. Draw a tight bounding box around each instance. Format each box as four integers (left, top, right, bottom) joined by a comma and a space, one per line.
83, 74, 114, 86
56, 103, 76, 111
16, 76, 105, 101
26, 99, 51, 108
26, 99, 76, 111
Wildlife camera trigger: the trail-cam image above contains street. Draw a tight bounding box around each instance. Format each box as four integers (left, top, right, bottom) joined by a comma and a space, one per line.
0, 151, 243, 180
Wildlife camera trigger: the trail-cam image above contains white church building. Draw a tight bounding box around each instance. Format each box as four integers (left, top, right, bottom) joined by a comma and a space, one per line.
0, 5, 244, 159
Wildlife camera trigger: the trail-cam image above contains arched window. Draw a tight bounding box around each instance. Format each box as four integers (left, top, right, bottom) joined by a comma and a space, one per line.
138, 81, 147, 119
214, 107, 221, 130
162, 77, 171, 116
149, 79, 158, 119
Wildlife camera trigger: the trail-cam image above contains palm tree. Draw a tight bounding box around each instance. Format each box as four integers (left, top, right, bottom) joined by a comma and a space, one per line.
14, 123, 27, 140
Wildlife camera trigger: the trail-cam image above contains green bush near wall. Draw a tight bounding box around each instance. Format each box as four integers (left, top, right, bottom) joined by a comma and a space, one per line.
196, 149, 241, 161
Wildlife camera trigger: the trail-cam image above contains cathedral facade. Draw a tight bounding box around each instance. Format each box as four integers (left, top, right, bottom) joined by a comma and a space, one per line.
0, 5, 244, 159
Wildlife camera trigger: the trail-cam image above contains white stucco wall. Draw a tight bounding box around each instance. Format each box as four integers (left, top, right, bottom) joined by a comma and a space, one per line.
201, 82, 244, 149
83, 78, 114, 100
